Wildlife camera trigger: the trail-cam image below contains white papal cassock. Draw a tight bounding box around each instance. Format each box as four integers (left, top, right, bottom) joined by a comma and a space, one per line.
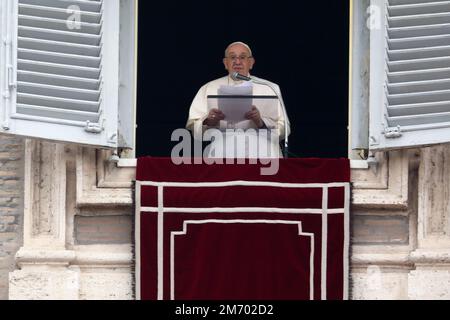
186, 75, 290, 158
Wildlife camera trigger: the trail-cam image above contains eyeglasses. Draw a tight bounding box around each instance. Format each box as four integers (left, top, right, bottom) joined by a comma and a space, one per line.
226, 55, 252, 62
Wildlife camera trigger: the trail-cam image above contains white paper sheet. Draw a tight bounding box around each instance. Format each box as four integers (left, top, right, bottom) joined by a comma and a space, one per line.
217, 85, 253, 123
207, 85, 279, 129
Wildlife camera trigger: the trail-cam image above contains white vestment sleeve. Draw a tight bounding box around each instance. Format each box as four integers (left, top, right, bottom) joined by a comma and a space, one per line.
185, 84, 210, 138
260, 84, 291, 140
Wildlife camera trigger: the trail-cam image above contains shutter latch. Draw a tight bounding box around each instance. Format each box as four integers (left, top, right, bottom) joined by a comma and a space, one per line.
8, 65, 16, 89
384, 125, 402, 139
84, 121, 103, 133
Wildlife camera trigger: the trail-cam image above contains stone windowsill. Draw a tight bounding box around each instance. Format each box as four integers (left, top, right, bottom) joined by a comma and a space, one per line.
118, 158, 368, 169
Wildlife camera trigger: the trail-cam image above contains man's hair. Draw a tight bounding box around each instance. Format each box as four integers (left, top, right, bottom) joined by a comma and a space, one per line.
224, 41, 253, 57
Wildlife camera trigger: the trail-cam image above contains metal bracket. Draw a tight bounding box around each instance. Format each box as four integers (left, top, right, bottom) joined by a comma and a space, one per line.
84, 121, 103, 133
384, 125, 402, 139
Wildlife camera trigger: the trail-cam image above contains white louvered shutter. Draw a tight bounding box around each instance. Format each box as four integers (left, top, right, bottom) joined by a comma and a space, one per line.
0, 0, 120, 148
369, 0, 450, 150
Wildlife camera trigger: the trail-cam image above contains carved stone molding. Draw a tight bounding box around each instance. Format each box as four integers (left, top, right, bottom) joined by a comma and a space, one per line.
15, 248, 76, 268
410, 249, 450, 265
417, 144, 450, 248
9, 140, 78, 300
96, 149, 135, 188
351, 152, 388, 189
76, 147, 133, 207
352, 150, 409, 209
351, 252, 412, 268
23, 140, 67, 248
72, 245, 132, 267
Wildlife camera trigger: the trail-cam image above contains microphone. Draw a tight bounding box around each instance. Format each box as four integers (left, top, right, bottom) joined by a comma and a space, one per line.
231, 73, 290, 158
231, 72, 252, 82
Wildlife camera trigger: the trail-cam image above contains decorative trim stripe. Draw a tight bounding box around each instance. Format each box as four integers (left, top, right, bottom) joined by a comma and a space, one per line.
139, 180, 348, 188
157, 185, 163, 300
135, 181, 141, 300
321, 187, 328, 300
140, 207, 344, 214
343, 183, 350, 300
169, 219, 315, 300
135, 179, 350, 300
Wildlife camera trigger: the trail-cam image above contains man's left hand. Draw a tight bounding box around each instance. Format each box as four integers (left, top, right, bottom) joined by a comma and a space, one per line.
245, 106, 264, 128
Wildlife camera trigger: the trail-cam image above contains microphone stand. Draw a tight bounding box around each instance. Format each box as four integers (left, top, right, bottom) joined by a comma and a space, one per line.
249, 77, 289, 159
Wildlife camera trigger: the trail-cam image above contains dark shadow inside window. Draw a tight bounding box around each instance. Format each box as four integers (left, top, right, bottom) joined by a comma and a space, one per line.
136, 0, 349, 158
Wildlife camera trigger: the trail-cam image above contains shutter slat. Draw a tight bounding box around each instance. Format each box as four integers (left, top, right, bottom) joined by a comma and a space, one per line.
388, 23, 450, 39
18, 59, 100, 79
19, 14, 102, 35
388, 67, 450, 83
389, 0, 450, 5
19, 0, 102, 13
17, 70, 100, 90
17, 81, 100, 102
387, 100, 450, 116
19, 4, 101, 24
19, 26, 101, 46
17, 93, 100, 113
388, 46, 450, 61
388, 2, 450, 17
388, 33, 450, 50
388, 56, 450, 72
17, 104, 100, 122
18, 37, 100, 56
387, 111, 450, 126
388, 78, 450, 94
388, 89, 450, 105
388, 12, 450, 27
18, 48, 101, 68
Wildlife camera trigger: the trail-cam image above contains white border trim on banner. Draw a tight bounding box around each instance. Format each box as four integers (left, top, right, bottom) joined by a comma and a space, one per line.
134, 180, 350, 301
135, 181, 141, 300
140, 207, 344, 214
321, 186, 328, 300
170, 219, 315, 300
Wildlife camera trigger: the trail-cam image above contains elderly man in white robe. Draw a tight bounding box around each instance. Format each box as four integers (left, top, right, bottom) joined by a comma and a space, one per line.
186, 41, 290, 158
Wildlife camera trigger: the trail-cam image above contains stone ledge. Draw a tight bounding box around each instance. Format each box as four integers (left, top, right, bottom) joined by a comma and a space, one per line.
351, 252, 413, 268
74, 251, 132, 267
15, 248, 75, 267
410, 249, 450, 265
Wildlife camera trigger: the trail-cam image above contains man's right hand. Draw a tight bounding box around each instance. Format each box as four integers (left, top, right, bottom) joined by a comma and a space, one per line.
203, 108, 225, 126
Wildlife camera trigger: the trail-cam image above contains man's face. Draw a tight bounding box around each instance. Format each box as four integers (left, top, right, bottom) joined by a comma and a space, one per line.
223, 44, 255, 76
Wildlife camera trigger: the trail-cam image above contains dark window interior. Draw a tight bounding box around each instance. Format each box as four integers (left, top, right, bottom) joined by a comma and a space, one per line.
136, 0, 349, 158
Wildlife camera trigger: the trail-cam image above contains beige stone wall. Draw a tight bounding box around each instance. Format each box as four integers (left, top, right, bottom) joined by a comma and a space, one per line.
349, 150, 414, 299
0, 136, 24, 300
7, 142, 134, 300
74, 213, 132, 245
3, 139, 450, 300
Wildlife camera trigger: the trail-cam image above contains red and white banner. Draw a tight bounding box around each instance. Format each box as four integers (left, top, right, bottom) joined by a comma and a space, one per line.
135, 158, 350, 300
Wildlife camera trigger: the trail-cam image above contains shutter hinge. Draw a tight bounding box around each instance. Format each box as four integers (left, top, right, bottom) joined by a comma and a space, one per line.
84, 121, 103, 133
384, 125, 402, 139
